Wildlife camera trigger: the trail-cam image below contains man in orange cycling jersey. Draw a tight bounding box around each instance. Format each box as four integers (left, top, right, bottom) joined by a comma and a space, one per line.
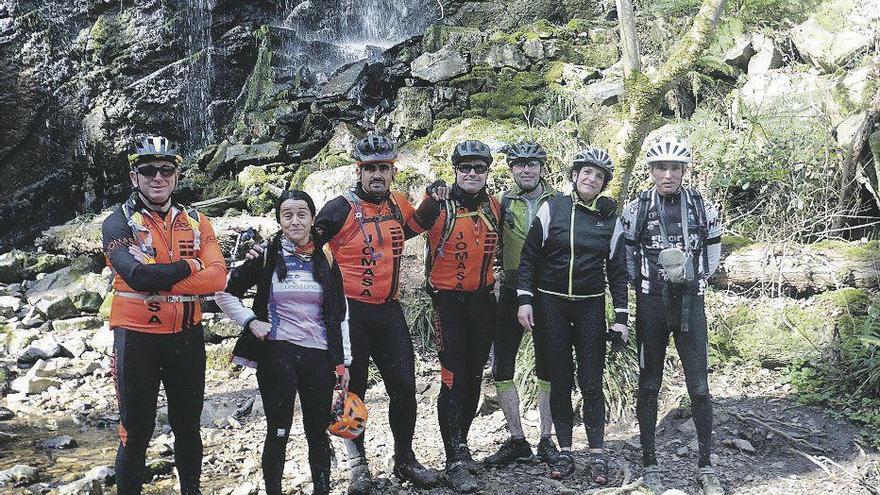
413, 140, 501, 493
313, 135, 438, 493
102, 136, 227, 495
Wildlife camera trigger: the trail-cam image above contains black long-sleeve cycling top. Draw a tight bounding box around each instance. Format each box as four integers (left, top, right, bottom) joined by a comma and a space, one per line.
517, 192, 628, 325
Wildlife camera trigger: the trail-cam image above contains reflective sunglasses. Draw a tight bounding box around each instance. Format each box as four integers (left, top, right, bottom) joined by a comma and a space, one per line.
135, 164, 178, 177
360, 162, 393, 173
456, 163, 489, 174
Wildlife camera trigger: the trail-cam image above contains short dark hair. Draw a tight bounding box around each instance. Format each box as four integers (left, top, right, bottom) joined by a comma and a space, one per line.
274, 189, 316, 224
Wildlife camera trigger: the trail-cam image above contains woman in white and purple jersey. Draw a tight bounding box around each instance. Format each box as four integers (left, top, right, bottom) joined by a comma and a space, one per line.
216, 190, 350, 495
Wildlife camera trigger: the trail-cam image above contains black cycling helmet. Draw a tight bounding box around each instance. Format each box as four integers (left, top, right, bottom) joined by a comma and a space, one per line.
504, 142, 546, 165
571, 147, 613, 189
451, 140, 493, 166
352, 134, 398, 163
128, 136, 182, 168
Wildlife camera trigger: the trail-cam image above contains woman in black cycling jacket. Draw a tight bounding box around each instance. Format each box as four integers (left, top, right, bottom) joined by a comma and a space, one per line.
517, 147, 628, 483
216, 190, 351, 495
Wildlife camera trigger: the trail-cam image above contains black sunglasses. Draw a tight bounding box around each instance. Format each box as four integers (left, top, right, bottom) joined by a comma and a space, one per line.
360, 163, 393, 173
135, 164, 178, 177
456, 163, 489, 174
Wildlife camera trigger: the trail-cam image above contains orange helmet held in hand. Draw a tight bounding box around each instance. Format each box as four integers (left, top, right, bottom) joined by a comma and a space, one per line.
328, 391, 368, 439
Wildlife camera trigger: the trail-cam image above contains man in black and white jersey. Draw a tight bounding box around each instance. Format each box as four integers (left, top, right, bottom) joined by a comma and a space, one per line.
620, 136, 724, 495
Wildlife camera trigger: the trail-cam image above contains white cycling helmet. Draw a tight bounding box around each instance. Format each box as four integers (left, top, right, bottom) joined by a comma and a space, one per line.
645, 136, 692, 164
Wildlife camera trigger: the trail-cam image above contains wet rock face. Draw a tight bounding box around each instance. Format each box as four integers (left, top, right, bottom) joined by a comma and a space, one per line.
0, 0, 267, 252
0, 0, 605, 252
442, 0, 598, 30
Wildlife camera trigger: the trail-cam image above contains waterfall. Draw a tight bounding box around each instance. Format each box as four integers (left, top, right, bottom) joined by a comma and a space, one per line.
278, 0, 438, 79
181, 0, 215, 149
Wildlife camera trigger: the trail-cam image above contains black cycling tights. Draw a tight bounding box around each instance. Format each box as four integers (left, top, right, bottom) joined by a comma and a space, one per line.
635, 290, 713, 468
535, 293, 607, 450
432, 289, 496, 462
492, 287, 550, 382
346, 299, 418, 459
112, 326, 205, 495
257, 341, 334, 495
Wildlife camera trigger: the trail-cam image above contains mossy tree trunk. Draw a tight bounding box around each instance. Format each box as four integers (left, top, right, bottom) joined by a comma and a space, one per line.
608, 0, 728, 204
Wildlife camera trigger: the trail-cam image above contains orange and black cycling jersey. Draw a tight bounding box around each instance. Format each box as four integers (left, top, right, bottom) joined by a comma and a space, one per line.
415, 184, 501, 292
102, 194, 227, 334
314, 185, 422, 304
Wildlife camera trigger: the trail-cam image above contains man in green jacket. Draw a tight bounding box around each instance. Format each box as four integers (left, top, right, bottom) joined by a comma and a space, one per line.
484, 142, 560, 466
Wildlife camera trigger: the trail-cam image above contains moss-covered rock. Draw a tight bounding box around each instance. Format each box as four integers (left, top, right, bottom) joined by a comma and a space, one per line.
237, 164, 289, 215
388, 87, 434, 139
422, 25, 487, 53
465, 69, 548, 121
706, 290, 867, 369
790, 0, 876, 73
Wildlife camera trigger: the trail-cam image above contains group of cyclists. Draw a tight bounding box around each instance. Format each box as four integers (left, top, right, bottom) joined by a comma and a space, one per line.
102, 132, 724, 495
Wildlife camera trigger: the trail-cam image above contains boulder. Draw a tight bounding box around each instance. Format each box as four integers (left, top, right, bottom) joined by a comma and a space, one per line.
200, 402, 238, 428
34, 295, 79, 320
71, 273, 111, 312
236, 164, 288, 215
53, 316, 103, 334
482, 43, 529, 70
0, 251, 25, 283
59, 478, 102, 495
836, 112, 867, 149
58, 336, 90, 358
26, 256, 104, 317
411, 47, 469, 83
36, 212, 110, 255
0, 407, 14, 420
723, 438, 756, 453
388, 87, 434, 139
20, 306, 46, 328
0, 464, 39, 487
204, 317, 242, 342
302, 165, 356, 209
83, 466, 114, 485
723, 35, 755, 71
522, 39, 545, 60
0, 295, 21, 318
57, 359, 102, 379
839, 63, 878, 108
18, 336, 66, 364
747, 34, 783, 75
10, 374, 62, 395
91, 325, 114, 356
733, 71, 844, 128
317, 62, 367, 99
222, 142, 285, 169
422, 25, 487, 52
20, 252, 70, 279
322, 122, 360, 158
5, 327, 41, 356
790, 0, 878, 73
41, 435, 77, 449
747, 34, 782, 76
585, 77, 624, 105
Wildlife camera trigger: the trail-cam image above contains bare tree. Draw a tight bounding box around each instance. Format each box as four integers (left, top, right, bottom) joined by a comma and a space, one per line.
608, 0, 729, 204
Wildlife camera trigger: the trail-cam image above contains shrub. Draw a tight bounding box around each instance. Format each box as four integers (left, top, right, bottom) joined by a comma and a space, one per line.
402, 289, 437, 353
787, 294, 880, 447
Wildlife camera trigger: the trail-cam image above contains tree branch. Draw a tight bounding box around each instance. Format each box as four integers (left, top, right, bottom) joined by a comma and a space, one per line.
616, 0, 641, 77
